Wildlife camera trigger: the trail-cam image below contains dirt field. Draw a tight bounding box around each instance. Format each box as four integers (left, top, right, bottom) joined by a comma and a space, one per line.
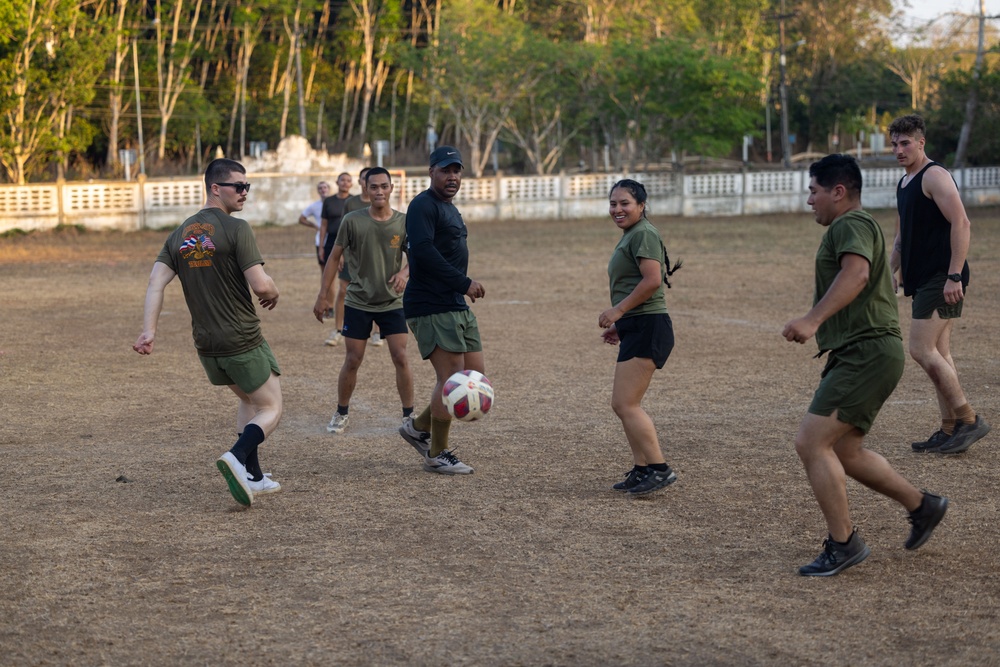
1, 205, 998, 666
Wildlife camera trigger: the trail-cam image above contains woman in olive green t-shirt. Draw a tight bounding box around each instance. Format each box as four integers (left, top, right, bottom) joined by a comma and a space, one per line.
598, 179, 681, 496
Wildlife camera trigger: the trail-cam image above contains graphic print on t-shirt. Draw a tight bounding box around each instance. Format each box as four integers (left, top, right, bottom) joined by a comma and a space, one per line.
178, 221, 216, 268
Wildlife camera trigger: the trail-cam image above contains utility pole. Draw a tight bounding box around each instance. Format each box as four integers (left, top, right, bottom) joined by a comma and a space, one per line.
132, 39, 146, 177
767, 0, 797, 168
765, 96, 773, 163
778, 18, 792, 167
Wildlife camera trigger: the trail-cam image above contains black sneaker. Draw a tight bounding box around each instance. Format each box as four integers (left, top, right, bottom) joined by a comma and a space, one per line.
937, 416, 991, 454
911, 429, 949, 453
799, 530, 870, 577
612, 467, 647, 492
626, 466, 677, 496
905, 491, 948, 550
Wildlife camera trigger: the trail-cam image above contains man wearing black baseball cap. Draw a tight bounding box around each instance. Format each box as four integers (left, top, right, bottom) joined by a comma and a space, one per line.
429, 145, 464, 169
398, 146, 487, 475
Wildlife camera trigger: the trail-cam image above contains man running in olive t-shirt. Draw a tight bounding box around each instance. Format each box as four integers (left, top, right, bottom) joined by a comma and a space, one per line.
133, 158, 283, 508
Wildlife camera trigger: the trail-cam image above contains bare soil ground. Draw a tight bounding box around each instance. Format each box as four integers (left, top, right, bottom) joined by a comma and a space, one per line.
1, 207, 998, 666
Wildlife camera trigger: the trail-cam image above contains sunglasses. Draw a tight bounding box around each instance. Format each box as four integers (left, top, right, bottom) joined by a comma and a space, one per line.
216, 182, 251, 194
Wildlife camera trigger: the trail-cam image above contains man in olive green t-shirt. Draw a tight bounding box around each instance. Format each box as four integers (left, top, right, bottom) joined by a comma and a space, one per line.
133, 158, 283, 508
782, 154, 948, 577
342, 167, 387, 348
312, 167, 413, 435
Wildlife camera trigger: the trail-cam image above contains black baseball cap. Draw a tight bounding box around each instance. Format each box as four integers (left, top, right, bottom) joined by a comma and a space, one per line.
430, 146, 463, 168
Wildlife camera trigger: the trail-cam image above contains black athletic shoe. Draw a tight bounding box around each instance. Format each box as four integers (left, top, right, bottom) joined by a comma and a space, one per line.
626, 466, 677, 496
911, 429, 949, 453
612, 467, 647, 492
905, 491, 949, 550
937, 416, 991, 454
798, 530, 870, 577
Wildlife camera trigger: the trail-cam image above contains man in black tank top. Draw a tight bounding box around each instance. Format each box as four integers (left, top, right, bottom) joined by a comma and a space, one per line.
888, 114, 990, 455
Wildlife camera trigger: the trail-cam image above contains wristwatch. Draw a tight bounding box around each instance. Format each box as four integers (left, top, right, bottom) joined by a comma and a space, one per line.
947, 273, 963, 282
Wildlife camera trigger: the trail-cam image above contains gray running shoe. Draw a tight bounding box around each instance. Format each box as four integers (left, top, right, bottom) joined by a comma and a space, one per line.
399, 417, 431, 456
799, 530, 870, 577
937, 416, 991, 454
905, 491, 948, 550
626, 466, 677, 496
911, 429, 949, 453
327, 412, 349, 434
423, 450, 473, 475
612, 467, 647, 492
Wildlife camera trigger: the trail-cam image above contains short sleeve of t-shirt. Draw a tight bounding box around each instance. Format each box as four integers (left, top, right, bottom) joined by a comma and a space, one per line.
827, 212, 876, 265
232, 218, 264, 271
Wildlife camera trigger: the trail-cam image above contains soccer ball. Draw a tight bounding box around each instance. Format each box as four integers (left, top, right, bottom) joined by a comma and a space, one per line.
442, 370, 494, 421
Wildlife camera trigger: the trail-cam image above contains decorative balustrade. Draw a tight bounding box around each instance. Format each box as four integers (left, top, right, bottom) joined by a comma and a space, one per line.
1, 166, 998, 233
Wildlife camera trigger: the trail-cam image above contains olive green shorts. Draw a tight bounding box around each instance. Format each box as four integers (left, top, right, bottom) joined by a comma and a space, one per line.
809, 335, 904, 434
407, 310, 482, 360
199, 340, 281, 394
912, 273, 964, 320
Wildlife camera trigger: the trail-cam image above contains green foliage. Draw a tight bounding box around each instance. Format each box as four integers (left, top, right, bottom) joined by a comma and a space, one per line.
927, 64, 1000, 166
423, 0, 553, 175
600, 38, 762, 160
0, 0, 994, 178
501, 38, 598, 173
54, 223, 88, 234
0, 0, 113, 182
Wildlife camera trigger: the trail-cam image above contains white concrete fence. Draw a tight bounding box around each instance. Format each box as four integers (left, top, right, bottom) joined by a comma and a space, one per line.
2, 167, 999, 233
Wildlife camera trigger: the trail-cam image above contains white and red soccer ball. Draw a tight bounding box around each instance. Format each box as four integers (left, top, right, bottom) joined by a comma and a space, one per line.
442, 370, 494, 421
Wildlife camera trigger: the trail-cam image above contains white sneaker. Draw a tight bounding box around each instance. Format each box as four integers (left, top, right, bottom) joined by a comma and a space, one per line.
246, 472, 281, 495
399, 417, 431, 456
327, 412, 349, 434
325, 331, 342, 347
370, 332, 384, 347
423, 449, 474, 475
216, 452, 253, 506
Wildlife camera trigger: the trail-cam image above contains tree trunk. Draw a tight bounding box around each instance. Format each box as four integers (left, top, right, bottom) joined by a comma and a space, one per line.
154, 0, 206, 160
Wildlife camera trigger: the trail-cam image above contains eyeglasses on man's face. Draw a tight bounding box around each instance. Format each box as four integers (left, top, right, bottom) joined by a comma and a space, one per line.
216, 182, 251, 194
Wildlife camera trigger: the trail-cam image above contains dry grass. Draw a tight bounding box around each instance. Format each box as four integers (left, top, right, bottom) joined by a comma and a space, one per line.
1, 207, 998, 666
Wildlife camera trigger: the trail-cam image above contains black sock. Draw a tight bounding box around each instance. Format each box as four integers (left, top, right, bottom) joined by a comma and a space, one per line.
230, 423, 265, 465
337, 405, 349, 416
648, 462, 669, 472
635, 465, 650, 473
245, 448, 264, 482
403, 406, 414, 418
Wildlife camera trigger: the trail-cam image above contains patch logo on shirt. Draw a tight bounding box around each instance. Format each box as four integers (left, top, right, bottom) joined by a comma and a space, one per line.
179, 222, 216, 267
390, 234, 402, 249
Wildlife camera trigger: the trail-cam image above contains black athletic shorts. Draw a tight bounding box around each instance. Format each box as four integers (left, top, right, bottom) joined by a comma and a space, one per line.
616, 313, 674, 369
